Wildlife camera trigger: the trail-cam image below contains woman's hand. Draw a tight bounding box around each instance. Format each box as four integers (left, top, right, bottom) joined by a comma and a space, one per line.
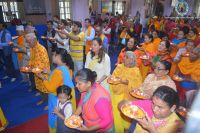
42, 68, 49, 74
118, 100, 132, 110
76, 124, 90, 132
53, 107, 60, 115
120, 78, 129, 85
35, 72, 46, 80
136, 114, 158, 133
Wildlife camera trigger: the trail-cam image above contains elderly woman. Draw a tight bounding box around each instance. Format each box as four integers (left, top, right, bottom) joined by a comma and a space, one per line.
137, 60, 176, 98
120, 86, 183, 133
108, 51, 142, 133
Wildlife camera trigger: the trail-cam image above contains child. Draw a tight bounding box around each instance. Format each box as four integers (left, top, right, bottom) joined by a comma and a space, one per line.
53, 85, 77, 133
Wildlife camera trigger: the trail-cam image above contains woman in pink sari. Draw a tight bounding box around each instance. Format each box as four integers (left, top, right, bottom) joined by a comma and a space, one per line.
73, 68, 114, 132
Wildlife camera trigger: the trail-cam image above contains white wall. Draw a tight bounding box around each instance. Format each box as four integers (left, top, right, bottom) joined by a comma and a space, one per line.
72, 0, 90, 23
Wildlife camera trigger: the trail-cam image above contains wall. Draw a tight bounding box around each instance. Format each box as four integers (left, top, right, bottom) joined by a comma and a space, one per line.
130, 0, 145, 23
23, 0, 58, 24
71, 0, 90, 23
162, 0, 195, 16
94, 0, 131, 15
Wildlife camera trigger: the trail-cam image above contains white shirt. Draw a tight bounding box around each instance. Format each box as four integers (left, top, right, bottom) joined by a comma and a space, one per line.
58, 100, 73, 119
85, 52, 111, 92
55, 29, 70, 52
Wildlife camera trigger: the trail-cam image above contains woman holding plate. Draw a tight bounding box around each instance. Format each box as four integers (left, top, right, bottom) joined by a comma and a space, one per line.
36, 48, 76, 133
135, 60, 176, 99
108, 51, 142, 133
73, 68, 114, 132
120, 86, 183, 133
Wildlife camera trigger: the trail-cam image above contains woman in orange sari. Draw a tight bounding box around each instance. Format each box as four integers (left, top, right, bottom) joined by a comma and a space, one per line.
170, 30, 187, 77
152, 30, 161, 51
152, 40, 172, 67
176, 47, 200, 101
139, 34, 157, 80
117, 37, 141, 66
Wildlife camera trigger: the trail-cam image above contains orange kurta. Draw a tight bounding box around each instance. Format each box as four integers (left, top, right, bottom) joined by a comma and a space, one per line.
178, 57, 200, 82
28, 42, 50, 93
17, 35, 25, 62
140, 43, 157, 80
84, 26, 93, 54
120, 30, 131, 39
170, 41, 186, 77
153, 37, 161, 51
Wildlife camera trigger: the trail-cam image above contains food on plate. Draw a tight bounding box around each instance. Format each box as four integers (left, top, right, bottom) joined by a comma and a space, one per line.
139, 55, 149, 60
32, 67, 43, 73
107, 76, 121, 84
20, 66, 31, 72
173, 75, 183, 82
65, 115, 83, 128
121, 104, 145, 119
130, 89, 149, 99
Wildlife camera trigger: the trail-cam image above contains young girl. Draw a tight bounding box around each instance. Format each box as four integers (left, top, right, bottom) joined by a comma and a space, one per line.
53, 85, 77, 133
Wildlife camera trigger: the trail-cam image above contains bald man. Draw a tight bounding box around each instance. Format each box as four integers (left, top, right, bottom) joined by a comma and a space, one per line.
26, 33, 50, 108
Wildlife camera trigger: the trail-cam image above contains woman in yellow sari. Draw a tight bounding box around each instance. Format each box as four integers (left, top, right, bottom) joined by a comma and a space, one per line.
120, 86, 183, 133
108, 51, 142, 133
0, 107, 7, 132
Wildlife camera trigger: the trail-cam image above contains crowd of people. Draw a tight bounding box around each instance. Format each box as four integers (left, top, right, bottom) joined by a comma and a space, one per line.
0, 12, 200, 133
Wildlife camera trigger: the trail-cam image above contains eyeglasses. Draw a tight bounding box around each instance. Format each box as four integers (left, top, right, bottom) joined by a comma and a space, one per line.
154, 67, 166, 71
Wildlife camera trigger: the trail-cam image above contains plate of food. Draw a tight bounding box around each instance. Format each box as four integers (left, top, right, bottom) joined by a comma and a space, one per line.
176, 107, 187, 120
20, 66, 32, 73
139, 55, 149, 60
121, 104, 145, 119
65, 115, 83, 129
41, 36, 46, 39
12, 36, 19, 40
130, 89, 149, 99
13, 47, 19, 52
173, 75, 183, 82
182, 53, 190, 57
32, 67, 43, 73
107, 76, 121, 85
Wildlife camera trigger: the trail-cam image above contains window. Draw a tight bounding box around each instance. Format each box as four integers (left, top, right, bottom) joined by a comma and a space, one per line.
0, 2, 19, 22
171, 0, 178, 7
115, 2, 124, 15
59, 0, 71, 19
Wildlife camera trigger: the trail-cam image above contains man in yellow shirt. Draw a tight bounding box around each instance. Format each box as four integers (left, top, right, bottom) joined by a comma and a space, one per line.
58, 21, 85, 75
25, 33, 50, 108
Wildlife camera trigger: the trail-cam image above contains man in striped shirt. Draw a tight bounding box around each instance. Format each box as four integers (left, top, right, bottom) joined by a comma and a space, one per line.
59, 21, 85, 75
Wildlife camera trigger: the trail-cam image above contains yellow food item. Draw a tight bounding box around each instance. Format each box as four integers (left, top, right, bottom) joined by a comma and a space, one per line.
121, 105, 145, 119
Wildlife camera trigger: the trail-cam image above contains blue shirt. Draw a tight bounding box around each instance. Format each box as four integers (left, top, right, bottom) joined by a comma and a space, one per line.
0, 29, 12, 49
